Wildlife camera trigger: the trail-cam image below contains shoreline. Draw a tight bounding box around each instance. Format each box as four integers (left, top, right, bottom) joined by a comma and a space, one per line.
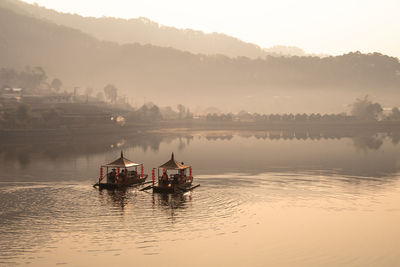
1, 120, 400, 138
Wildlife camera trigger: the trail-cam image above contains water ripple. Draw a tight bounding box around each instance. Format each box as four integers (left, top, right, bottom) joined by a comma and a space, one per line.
0, 172, 399, 266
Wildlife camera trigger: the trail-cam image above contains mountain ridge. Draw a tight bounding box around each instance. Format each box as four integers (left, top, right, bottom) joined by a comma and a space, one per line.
3, 0, 313, 58
0, 4, 399, 113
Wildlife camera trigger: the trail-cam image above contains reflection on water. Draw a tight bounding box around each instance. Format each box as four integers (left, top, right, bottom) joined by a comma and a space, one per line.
0, 130, 400, 266
98, 188, 133, 211
0, 130, 399, 180
353, 134, 383, 151
0, 130, 399, 165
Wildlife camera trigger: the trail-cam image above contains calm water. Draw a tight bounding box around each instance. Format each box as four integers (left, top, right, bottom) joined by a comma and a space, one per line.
1, 131, 400, 266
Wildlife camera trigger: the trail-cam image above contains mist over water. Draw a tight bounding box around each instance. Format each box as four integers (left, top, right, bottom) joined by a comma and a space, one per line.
0, 132, 400, 266
1, 0, 400, 266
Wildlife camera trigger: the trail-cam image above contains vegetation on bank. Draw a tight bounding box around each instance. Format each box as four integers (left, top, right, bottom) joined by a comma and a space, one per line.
203, 96, 400, 123
1, 95, 399, 131
1, 66, 399, 131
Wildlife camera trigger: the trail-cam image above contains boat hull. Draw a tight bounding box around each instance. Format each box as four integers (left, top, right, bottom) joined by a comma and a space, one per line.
152, 181, 193, 194
96, 175, 148, 190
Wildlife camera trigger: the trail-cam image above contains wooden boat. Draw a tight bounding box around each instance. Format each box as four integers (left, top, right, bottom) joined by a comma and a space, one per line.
151, 153, 199, 193
93, 151, 148, 190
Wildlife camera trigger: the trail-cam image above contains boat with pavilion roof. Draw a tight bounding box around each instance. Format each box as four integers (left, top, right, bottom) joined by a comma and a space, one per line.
151, 153, 199, 193
94, 151, 148, 190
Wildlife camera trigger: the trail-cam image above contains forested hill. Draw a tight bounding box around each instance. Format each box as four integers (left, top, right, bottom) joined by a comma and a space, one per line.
0, 5, 400, 112
1, 0, 307, 58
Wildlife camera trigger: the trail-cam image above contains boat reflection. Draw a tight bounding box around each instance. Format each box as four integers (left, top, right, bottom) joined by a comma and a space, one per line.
152, 192, 192, 210
97, 187, 132, 211
151, 192, 193, 222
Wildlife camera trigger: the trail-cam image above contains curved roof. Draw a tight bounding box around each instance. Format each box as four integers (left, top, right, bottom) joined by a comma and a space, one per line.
102, 151, 141, 168
158, 153, 190, 170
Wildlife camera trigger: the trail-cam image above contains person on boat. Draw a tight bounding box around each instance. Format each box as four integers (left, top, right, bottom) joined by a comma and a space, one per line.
119, 169, 126, 182
108, 169, 117, 183
162, 171, 168, 184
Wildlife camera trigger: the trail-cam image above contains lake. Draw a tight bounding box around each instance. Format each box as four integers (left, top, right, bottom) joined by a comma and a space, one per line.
1, 130, 400, 266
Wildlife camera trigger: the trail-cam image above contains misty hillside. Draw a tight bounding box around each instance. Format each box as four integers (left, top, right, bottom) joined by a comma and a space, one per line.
0, 0, 309, 58
0, 6, 400, 113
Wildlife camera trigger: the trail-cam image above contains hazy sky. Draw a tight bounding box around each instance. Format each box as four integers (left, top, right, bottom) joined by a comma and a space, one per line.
22, 0, 400, 57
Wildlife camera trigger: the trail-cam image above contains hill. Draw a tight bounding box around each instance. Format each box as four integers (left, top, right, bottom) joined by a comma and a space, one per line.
1, 0, 309, 58
0, 6, 399, 113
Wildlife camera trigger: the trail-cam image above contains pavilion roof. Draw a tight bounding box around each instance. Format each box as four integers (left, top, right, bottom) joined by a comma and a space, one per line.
102, 151, 141, 168
158, 153, 190, 170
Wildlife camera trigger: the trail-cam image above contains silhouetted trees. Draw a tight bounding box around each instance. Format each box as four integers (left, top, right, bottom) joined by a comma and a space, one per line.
177, 104, 193, 119
351, 96, 383, 121
0, 66, 48, 92
128, 104, 163, 122
206, 113, 233, 122
203, 112, 354, 123
0, 103, 32, 128
50, 78, 62, 92
387, 107, 400, 121
158, 105, 193, 120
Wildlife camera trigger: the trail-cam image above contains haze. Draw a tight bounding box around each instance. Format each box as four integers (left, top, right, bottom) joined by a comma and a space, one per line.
1, 0, 400, 114
2, 0, 400, 266
21, 0, 400, 58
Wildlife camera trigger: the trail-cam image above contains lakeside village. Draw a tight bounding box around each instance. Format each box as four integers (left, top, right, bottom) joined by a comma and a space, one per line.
1, 67, 400, 131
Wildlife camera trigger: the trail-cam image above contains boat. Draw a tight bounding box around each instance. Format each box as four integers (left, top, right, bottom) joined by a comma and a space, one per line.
151, 153, 200, 193
94, 151, 148, 190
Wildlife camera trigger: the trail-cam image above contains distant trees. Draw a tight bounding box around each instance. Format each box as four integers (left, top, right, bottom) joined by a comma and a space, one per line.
0, 66, 48, 92
282, 114, 295, 121
202, 111, 352, 123
351, 96, 383, 121
177, 104, 185, 119
158, 105, 193, 120
295, 113, 308, 121
160, 106, 179, 120
149, 105, 163, 121
1, 104, 32, 128
128, 104, 163, 122
269, 114, 281, 121
206, 113, 233, 122
25, 66, 47, 90
386, 107, 400, 121
177, 104, 193, 119
103, 84, 118, 103
51, 78, 62, 92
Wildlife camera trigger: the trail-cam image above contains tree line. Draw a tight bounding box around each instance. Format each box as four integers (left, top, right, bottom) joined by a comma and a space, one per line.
0, 66, 63, 94
204, 96, 400, 122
